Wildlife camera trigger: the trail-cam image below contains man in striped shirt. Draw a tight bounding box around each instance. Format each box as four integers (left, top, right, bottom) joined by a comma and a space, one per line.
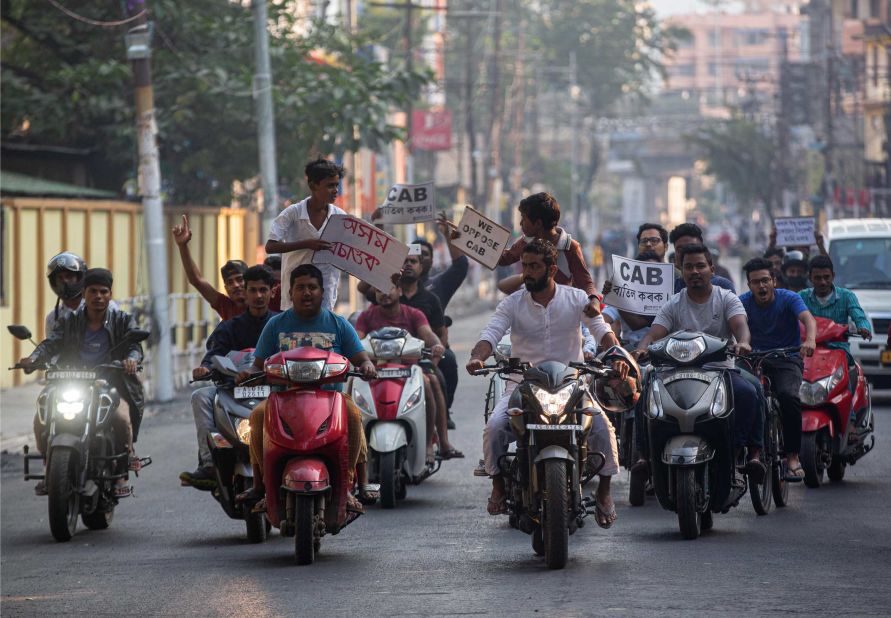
799, 255, 872, 354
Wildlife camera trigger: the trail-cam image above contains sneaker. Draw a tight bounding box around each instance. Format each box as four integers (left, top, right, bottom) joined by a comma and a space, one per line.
179, 466, 217, 490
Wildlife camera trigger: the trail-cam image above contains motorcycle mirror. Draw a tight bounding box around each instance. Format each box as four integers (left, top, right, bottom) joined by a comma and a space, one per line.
126, 329, 151, 344
7, 324, 32, 341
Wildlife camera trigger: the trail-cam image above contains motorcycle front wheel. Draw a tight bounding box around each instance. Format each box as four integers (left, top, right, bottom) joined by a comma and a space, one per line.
676, 467, 702, 540
294, 496, 315, 565
379, 450, 399, 509
801, 431, 827, 488
542, 460, 569, 569
48, 448, 81, 542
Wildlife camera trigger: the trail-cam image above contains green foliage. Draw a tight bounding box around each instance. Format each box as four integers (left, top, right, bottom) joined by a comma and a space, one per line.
685, 118, 779, 220
1, 0, 430, 204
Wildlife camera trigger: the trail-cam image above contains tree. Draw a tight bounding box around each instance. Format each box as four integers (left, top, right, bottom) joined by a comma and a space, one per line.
685, 117, 781, 223
1, 0, 430, 204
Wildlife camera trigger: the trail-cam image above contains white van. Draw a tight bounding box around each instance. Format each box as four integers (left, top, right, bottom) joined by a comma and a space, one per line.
825, 218, 891, 388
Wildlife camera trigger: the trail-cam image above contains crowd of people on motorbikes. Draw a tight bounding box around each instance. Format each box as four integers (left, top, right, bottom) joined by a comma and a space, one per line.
16, 155, 877, 556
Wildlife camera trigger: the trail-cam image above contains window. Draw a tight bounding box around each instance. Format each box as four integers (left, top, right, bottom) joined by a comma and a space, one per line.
708, 30, 721, 47
870, 0, 880, 17
708, 62, 717, 76
850, 0, 859, 18
736, 29, 769, 46
669, 63, 696, 77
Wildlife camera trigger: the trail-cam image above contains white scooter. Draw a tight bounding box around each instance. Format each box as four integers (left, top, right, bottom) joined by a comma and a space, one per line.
350, 327, 438, 508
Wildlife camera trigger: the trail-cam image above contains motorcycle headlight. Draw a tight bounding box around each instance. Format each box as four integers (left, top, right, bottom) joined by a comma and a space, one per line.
236, 419, 251, 445
647, 381, 663, 419
709, 378, 730, 417
666, 336, 707, 363
371, 338, 405, 359
56, 387, 86, 420
825, 363, 845, 395
286, 360, 324, 383
799, 364, 845, 406
532, 383, 574, 421
403, 385, 423, 410
353, 389, 373, 417
323, 362, 346, 378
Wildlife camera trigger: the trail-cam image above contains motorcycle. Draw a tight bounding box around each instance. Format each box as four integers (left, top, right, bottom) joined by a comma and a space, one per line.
241, 345, 368, 565
798, 317, 874, 488
193, 350, 270, 543
642, 330, 760, 540
8, 324, 151, 542
473, 347, 639, 569
350, 327, 438, 508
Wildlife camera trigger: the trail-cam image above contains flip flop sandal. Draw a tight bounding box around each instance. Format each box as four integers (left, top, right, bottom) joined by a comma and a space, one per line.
358, 483, 380, 505
346, 495, 365, 514
594, 498, 617, 529
250, 498, 267, 514
235, 486, 263, 504
438, 448, 465, 460
487, 496, 508, 516
785, 465, 805, 482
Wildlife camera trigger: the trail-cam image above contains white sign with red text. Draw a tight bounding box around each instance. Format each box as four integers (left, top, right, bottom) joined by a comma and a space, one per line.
313, 215, 409, 292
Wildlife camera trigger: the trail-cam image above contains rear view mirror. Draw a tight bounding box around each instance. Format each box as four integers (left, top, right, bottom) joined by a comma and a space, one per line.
127, 329, 151, 344
7, 325, 32, 341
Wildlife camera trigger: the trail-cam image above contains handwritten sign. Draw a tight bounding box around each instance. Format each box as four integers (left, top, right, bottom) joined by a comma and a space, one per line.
375, 182, 436, 224
449, 206, 510, 270
604, 256, 674, 316
313, 215, 409, 292
775, 216, 815, 246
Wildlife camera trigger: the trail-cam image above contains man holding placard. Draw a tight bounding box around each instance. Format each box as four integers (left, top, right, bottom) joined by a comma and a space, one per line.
265, 158, 347, 312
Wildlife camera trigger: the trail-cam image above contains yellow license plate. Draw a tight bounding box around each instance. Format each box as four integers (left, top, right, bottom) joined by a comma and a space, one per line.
881, 349, 891, 365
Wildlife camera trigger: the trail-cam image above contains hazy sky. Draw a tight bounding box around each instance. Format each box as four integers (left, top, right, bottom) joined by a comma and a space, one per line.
649, 0, 745, 17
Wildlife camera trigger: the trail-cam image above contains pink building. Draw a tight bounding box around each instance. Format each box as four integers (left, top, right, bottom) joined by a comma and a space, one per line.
663, 12, 806, 117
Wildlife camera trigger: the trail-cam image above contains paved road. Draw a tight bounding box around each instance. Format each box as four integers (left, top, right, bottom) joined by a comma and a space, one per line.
2, 310, 890, 616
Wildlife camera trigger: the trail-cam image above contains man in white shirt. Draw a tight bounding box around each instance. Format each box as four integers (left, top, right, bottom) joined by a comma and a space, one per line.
466, 240, 624, 527
265, 158, 347, 312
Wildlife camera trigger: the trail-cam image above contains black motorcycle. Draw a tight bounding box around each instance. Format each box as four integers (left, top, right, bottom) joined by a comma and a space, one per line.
474, 347, 639, 569
192, 352, 271, 543
642, 330, 766, 539
9, 324, 150, 542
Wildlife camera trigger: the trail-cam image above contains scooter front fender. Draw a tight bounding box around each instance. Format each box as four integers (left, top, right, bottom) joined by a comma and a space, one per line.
368, 421, 408, 453
801, 410, 834, 436
282, 458, 330, 494
660, 435, 715, 466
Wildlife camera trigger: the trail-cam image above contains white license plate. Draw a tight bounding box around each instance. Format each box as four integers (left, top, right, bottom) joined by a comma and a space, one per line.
376, 368, 411, 379
526, 424, 583, 431
234, 385, 270, 399
47, 370, 96, 380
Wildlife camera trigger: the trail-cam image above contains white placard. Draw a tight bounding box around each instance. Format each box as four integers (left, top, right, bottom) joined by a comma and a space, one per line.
449, 206, 511, 270
604, 255, 674, 316
375, 182, 436, 224
312, 215, 409, 292
775, 216, 815, 246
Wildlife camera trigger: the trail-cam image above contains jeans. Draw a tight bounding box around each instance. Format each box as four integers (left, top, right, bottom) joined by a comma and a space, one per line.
191, 386, 216, 467
731, 369, 764, 449
483, 385, 619, 477
761, 357, 804, 453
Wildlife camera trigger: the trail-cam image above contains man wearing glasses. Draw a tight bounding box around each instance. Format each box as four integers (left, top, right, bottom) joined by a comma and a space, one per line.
635, 223, 669, 261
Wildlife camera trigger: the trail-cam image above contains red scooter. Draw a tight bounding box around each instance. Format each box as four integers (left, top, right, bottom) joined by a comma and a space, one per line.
253, 346, 366, 565
798, 317, 874, 488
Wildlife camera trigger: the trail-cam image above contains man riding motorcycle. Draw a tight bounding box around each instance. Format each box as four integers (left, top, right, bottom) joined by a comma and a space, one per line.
634, 245, 766, 482
45, 252, 119, 335
466, 239, 626, 528
355, 285, 463, 462
20, 268, 144, 497
234, 264, 378, 513
180, 265, 279, 489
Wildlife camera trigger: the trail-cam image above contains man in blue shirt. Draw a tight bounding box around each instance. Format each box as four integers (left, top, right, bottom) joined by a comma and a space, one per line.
740, 257, 817, 480
180, 265, 279, 489
235, 264, 377, 514
669, 223, 736, 293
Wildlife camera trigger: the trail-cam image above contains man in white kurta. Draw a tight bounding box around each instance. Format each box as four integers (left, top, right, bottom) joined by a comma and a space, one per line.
467, 239, 623, 527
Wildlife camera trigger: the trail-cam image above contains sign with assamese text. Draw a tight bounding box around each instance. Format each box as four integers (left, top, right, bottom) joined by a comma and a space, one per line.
375, 182, 436, 224
775, 216, 816, 246
604, 255, 674, 316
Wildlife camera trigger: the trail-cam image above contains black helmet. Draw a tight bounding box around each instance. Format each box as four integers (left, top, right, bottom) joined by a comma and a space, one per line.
46, 252, 87, 300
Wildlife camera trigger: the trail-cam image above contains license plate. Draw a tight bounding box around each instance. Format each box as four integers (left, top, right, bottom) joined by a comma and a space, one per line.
46, 370, 96, 380
234, 385, 270, 399
376, 368, 411, 379
881, 349, 891, 366
526, 424, 583, 431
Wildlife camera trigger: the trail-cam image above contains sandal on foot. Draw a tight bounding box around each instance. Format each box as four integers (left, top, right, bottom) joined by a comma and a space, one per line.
594, 498, 617, 529
359, 483, 380, 505
785, 464, 805, 482
487, 496, 507, 516
250, 498, 267, 514
346, 494, 365, 514
235, 486, 263, 504
438, 448, 465, 460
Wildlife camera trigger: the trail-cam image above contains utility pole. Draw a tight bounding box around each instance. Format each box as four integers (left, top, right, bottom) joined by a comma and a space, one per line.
483, 0, 503, 220
569, 50, 580, 231
252, 0, 279, 235
777, 27, 790, 218
465, 19, 479, 207
124, 0, 173, 402
403, 1, 416, 182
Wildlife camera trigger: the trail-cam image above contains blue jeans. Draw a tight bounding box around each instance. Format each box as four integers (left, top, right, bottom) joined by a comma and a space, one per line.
730, 369, 764, 449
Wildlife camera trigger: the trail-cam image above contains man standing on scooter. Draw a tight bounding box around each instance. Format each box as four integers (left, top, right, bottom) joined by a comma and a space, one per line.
634, 245, 766, 482
739, 257, 817, 481
466, 240, 624, 528
355, 285, 463, 463
180, 265, 279, 489
235, 264, 378, 513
